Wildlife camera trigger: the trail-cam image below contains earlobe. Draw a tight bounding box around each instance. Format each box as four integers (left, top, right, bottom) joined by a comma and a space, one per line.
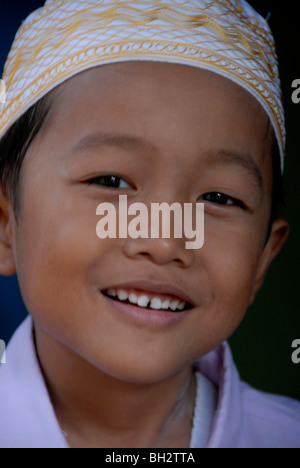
0, 187, 16, 276
250, 219, 290, 304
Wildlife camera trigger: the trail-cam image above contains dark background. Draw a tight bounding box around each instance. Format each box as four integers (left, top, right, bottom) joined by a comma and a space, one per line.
0, 1, 299, 400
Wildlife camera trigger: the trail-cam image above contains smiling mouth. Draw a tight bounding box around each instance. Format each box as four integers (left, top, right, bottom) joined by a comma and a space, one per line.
102, 288, 193, 313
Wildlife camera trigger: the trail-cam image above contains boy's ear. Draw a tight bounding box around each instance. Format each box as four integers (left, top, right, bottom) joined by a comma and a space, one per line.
0, 186, 16, 276
250, 219, 290, 304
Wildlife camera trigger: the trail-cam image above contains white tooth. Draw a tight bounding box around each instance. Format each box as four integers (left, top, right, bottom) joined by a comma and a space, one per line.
137, 295, 150, 308
150, 297, 162, 310
117, 289, 128, 301
128, 293, 138, 304
107, 288, 117, 297
177, 302, 186, 311
161, 299, 171, 310
170, 300, 180, 311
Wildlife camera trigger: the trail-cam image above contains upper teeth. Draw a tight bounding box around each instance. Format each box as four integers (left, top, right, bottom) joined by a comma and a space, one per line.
106, 289, 186, 312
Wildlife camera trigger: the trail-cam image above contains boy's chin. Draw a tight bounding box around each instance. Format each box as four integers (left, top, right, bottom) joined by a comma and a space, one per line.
79, 344, 193, 386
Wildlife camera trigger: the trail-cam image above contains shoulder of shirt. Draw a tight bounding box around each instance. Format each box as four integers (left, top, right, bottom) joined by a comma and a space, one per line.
241, 381, 300, 425
197, 343, 300, 448
240, 381, 300, 447
0, 316, 69, 448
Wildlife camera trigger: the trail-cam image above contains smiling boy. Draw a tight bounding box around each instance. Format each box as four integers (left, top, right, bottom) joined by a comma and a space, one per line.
0, 0, 299, 448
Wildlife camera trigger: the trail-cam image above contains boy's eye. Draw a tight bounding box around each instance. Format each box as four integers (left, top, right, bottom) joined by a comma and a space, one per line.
200, 192, 245, 209
87, 175, 132, 189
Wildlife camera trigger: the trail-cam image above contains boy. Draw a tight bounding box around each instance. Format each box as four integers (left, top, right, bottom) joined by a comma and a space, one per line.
0, 0, 299, 448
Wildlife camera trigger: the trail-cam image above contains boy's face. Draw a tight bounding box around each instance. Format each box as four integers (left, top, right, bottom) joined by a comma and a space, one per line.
3, 62, 288, 383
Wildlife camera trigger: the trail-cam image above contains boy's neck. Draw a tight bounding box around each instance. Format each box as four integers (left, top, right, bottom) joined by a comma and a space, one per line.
34, 324, 196, 448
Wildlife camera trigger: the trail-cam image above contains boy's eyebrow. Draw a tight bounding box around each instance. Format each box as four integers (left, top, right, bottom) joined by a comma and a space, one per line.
68, 132, 264, 192
69, 132, 158, 156
202, 149, 264, 194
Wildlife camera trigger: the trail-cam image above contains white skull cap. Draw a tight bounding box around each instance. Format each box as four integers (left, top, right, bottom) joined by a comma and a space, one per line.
0, 0, 285, 171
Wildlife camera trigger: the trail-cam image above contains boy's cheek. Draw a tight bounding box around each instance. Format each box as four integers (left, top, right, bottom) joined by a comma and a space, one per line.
202, 222, 263, 311
204, 217, 264, 271
14, 205, 98, 310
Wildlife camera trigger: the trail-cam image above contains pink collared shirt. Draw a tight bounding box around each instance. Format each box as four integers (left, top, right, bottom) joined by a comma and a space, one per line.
0, 317, 299, 448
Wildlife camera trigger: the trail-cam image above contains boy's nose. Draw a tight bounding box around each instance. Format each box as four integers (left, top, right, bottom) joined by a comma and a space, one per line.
122, 235, 195, 268
118, 194, 199, 267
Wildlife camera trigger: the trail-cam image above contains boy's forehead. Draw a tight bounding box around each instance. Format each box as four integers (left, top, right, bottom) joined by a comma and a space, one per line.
0, 0, 284, 170
39, 62, 272, 188
55, 61, 268, 124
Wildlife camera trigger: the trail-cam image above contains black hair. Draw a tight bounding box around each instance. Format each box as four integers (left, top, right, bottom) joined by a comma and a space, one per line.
0, 94, 52, 215
0, 95, 285, 238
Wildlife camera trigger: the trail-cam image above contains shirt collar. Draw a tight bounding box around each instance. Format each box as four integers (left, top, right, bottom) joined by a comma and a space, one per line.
194, 342, 245, 448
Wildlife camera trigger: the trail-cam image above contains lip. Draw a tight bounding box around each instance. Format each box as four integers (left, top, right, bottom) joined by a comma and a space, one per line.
102, 292, 192, 328
101, 279, 195, 306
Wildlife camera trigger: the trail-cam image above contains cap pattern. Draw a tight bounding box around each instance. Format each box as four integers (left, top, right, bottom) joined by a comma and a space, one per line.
0, 0, 285, 170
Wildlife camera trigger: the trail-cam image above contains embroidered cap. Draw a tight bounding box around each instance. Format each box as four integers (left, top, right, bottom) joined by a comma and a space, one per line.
0, 0, 285, 170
